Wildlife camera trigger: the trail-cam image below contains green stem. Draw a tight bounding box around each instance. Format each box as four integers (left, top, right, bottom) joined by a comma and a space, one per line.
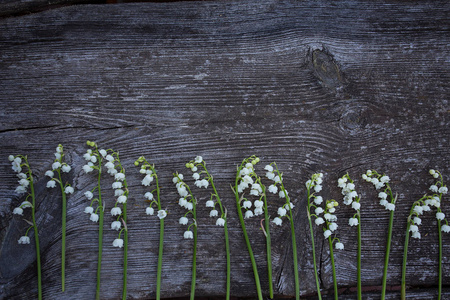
57, 170, 66, 292
96, 211, 104, 300
357, 212, 362, 300
288, 206, 299, 300
156, 174, 163, 300
121, 166, 129, 300
438, 221, 442, 300
156, 220, 164, 300
189, 182, 198, 300
234, 186, 262, 300
204, 167, 230, 300
29, 168, 42, 300
224, 222, 231, 300
401, 221, 411, 300
236, 204, 262, 300
272, 164, 299, 299
263, 192, 273, 299
307, 208, 322, 299
190, 218, 197, 300
381, 209, 394, 300
328, 236, 338, 300
96, 165, 103, 300
122, 203, 128, 300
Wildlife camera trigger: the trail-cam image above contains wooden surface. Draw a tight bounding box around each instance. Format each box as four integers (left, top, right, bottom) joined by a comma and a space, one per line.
0, 0, 97, 18
1, 0, 450, 299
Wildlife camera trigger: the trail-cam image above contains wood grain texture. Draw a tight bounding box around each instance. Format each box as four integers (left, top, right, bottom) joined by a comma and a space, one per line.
0, 0, 449, 299
0, 0, 102, 18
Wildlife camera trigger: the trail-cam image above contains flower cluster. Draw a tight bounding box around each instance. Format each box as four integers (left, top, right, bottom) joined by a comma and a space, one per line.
82, 150, 97, 174
83, 141, 105, 223
322, 200, 339, 234
306, 173, 326, 229
235, 157, 264, 219
429, 169, 448, 193
9, 155, 35, 244
307, 172, 325, 210
264, 164, 280, 194
402, 169, 448, 239
338, 174, 361, 227
10, 157, 33, 217
406, 197, 429, 239
266, 163, 294, 226
9, 156, 29, 195
45, 145, 74, 194
174, 173, 196, 239
107, 151, 132, 248
10, 155, 22, 173
186, 156, 226, 226
186, 156, 210, 189
135, 157, 167, 220
307, 173, 343, 249
428, 170, 450, 233
363, 170, 395, 211
306, 173, 324, 195
8, 154, 46, 298
318, 197, 344, 249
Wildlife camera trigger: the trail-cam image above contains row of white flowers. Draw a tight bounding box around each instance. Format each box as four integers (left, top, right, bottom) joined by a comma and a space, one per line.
10, 156, 450, 244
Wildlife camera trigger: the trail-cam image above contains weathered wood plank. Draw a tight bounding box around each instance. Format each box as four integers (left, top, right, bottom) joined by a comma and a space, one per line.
0, 0, 449, 299
0, 0, 102, 18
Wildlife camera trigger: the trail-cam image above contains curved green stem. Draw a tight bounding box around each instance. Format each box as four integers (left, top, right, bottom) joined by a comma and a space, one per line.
96, 211, 104, 300
307, 207, 322, 299
328, 237, 338, 300
57, 170, 67, 292
157, 219, 164, 300
223, 222, 231, 300
190, 217, 197, 300
96, 165, 103, 300
155, 173, 163, 300
233, 186, 262, 300
272, 163, 298, 299
181, 179, 198, 300
29, 168, 42, 300
438, 221, 442, 300
263, 192, 273, 299
288, 206, 299, 300
120, 166, 130, 300
204, 166, 231, 300
232, 158, 262, 299
139, 159, 165, 299
235, 201, 262, 300
122, 203, 128, 300
401, 221, 411, 300
381, 209, 394, 300
357, 212, 362, 300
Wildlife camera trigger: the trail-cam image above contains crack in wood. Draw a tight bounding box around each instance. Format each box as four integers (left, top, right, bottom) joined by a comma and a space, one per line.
0, 125, 136, 135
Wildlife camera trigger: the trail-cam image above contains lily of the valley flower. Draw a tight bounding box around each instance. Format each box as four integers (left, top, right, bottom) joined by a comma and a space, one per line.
9, 154, 44, 298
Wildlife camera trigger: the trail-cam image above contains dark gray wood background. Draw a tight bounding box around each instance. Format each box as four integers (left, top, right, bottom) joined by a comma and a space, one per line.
1, 0, 449, 299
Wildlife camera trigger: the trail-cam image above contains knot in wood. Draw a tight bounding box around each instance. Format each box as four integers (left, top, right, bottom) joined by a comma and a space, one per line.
311, 49, 345, 90
339, 109, 368, 133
